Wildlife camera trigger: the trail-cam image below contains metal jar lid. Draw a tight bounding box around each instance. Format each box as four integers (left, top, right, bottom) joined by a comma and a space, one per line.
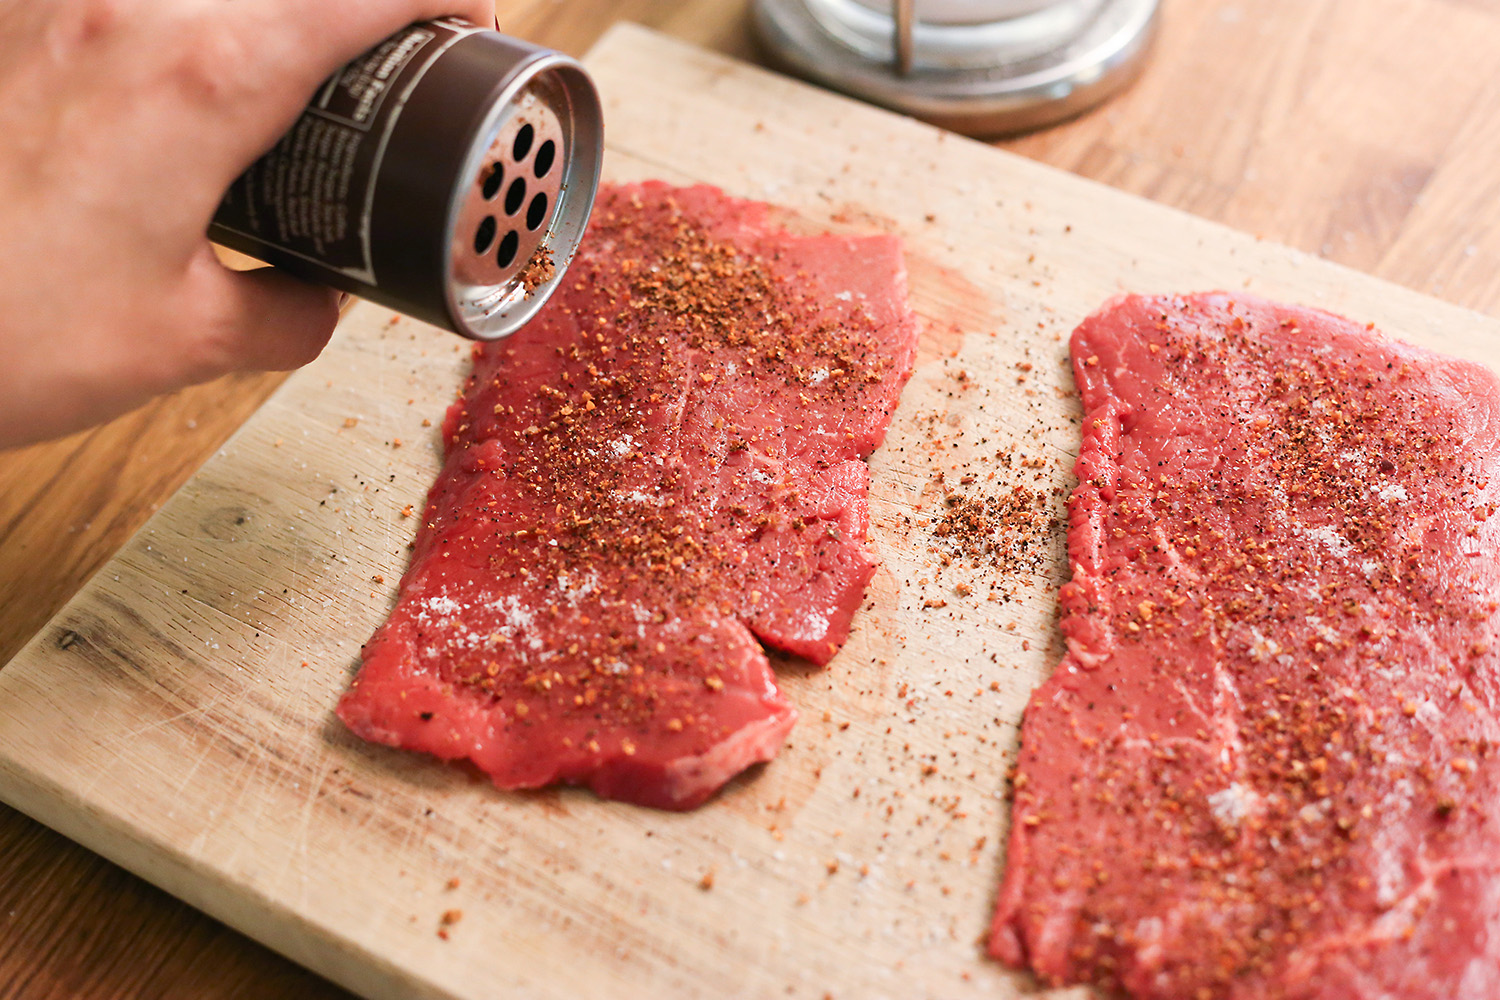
410, 33, 604, 340
752, 0, 1160, 136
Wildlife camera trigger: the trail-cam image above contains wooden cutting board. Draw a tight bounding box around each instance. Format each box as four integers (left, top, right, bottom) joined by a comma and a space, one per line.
4, 24, 1499, 1000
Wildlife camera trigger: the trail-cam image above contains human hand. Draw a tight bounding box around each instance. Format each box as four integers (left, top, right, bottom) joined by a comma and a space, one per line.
0, 0, 494, 449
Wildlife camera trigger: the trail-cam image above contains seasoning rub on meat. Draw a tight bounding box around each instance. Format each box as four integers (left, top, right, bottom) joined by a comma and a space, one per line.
993, 293, 1500, 999
339, 182, 918, 810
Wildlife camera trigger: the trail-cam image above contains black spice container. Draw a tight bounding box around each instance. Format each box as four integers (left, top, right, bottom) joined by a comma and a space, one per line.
210, 18, 603, 340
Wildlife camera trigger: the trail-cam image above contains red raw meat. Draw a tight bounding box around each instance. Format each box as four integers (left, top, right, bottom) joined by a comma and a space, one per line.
338, 182, 917, 810
992, 293, 1500, 998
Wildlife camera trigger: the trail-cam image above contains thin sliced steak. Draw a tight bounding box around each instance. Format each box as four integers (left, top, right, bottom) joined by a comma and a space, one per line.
338, 182, 918, 810
992, 293, 1500, 998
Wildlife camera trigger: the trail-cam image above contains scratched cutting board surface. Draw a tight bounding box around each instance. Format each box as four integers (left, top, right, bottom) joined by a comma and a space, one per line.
4, 24, 1500, 1000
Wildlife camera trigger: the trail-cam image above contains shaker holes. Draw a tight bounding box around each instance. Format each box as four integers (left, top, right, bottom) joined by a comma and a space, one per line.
512, 124, 534, 161
505, 178, 526, 215
481, 163, 504, 200
526, 193, 548, 231
533, 140, 556, 178
497, 230, 520, 269
473, 216, 497, 254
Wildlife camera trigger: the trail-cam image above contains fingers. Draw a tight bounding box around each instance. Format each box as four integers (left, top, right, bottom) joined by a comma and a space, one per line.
186, 253, 342, 376
266, 0, 499, 86
188, 0, 498, 182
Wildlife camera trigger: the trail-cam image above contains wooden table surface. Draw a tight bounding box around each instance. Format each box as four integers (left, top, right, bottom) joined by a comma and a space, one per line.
4, 0, 1500, 996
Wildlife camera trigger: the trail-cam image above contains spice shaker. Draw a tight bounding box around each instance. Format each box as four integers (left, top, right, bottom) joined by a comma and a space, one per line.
210, 18, 603, 341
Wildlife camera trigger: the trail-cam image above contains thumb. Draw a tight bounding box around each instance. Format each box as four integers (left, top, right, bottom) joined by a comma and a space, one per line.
187, 252, 343, 375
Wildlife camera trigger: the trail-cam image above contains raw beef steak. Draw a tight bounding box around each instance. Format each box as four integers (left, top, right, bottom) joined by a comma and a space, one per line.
338, 182, 918, 810
992, 293, 1500, 998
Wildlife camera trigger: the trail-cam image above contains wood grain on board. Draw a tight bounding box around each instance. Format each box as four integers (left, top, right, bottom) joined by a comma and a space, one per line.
6, 1, 1500, 997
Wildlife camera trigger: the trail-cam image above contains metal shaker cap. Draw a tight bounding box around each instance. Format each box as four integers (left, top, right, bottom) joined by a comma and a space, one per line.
439, 43, 603, 340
